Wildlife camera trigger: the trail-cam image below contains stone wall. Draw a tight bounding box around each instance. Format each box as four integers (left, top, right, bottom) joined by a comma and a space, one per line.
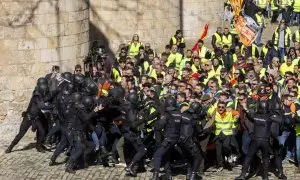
182, 0, 224, 43
89, 0, 180, 54
0, 0, 89, 122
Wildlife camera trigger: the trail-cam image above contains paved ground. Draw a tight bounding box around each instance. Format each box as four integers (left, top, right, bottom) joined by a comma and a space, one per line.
0, 136, 300, 180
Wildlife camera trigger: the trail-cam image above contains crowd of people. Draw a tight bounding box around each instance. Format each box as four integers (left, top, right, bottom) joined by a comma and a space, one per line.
4, 1, 300, 180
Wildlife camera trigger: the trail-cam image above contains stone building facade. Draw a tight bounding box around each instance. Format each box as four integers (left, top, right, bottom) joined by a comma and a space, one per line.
0, 0, 223, 122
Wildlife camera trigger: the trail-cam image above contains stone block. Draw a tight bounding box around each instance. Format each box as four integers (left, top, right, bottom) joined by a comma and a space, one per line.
60, 46, 77, 60
34, 38, 48, 49
79, 42, 89, 57
18, 39, 35, 50
24, 50, 41, 63
35, 1, 57, 14
59, 35, 77, 47
30, 63, 46, 75
66, 0, 80, 12
47, 37, 59, 48
65, 22, 81, 35
40, 49, 59, 62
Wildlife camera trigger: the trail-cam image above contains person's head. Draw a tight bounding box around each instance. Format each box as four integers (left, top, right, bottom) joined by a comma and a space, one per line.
139, 46, 145, 54
148, 51, 155, 61
224, 27, 229, 34
92, 66, 98, 76
176, 30, 183, 38
157, 74, 164, 84
132, 34, 139, 42
272, 57, 280, 67
119, 59, 126, 69
164, 74, 173, 84
217, 27, 222, 34
217, 101, 226, 114
283, 94, 293, 106
52, 65, 60, 73
140, 75, 148, 85
171, 45, 178, 54
177, 92, 186, 103
197, 40, 204, 48
193, 57, 201, 66
233, 69, 241, 79
186, 49, 192, 58
168, 67, 175, 76
219, 92, 229, 102
234, 46, 241, 54
285, 71, 294, 81
223, 45, 229, 54
220, 68, 227, 78
142, 82, 151, 95
212, 58, 220, 67
238, 93, 247, 104
75, 64, 82, 74
182, 68, 191, 79
195, 83, 204, 94
257, 8, 263, 15
286, 57, 292, 66
145, 43, 151, 50
250, 79, 259, 90
209, 81, 218, 93
178, 81, 186, 92
204, 60, 212, 71
165, 44, 171, 53
126, 61, 134, 69
279, 20, 286, 29
288, 47, 296, 56
286, 78, 296, 89
185, 88, 193, 99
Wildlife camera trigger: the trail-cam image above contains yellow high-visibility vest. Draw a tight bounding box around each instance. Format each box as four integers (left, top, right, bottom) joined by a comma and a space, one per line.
293, 0, 300, 12
273, 27, 292, 48
128, 42, 143, 57
257, 0, 268, 9
198, 46, 208, 58
214, 111, 237, 136
222, 34, 233, 47
165, 53, 183, 70
271, 0, 279, 10
255, 14, 263, 26
295, 30, 300, 43
171, 37, 185, 45
214, 33, 223, 47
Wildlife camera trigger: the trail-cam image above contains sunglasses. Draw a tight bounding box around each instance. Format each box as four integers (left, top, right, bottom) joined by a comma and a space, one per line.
75, 69, 82, 72
218, 106, 225, 109
204, 64, 210, 66
238, 98, 244, 101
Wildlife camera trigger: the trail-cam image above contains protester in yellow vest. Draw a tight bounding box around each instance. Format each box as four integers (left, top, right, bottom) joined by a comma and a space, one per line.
270, 0, 280, 23
212, 27, 223, 50
241, 44, 260, 58
280, 57, 295, 75
254, 9, 265, 46
128, 34, 143, 57
197, 40, 209, 58
293, 27, 300, 45
256, 0, 268, 9
222, 27, 234, 50
165, 45, 183, 70
213, 101, 239, 171
170, 30, 186, 54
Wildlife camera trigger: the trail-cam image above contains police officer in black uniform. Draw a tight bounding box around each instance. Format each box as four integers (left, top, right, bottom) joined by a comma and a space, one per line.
179, 102, 203, 180
235, 100, 281, 180
151, 97, 182, 180
49, 82, 76, 166
121, 92, 147, 177
5, 79, 51, 153
65, 96, 103, 173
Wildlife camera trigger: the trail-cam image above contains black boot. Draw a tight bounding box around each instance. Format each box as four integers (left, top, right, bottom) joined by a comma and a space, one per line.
186, 168, 192, 180
5, 145, 14, 154
151, 171, 159, 180
65, 160, 76, 174
36, 144, 45, 153
125, 162, 137, 177
49, 156, 57, 166
162, 173, 172, 180
277, 172, 287, 179
235, 171, 246, 180
100, 146, 109, 158
190, 171, 202, 180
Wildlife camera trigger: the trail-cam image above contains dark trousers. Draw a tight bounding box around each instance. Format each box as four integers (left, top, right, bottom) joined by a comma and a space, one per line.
199, 134, 210, 173
242, 139, 270, 178
215, 134, 233, 166
52, 126, 71, 160
271, 10, 279, 23
69, 130, 86, 163
152, 138, 177, 173
9, 115, 45, 149
179, 137, 202, 171
123, 132, 146, 164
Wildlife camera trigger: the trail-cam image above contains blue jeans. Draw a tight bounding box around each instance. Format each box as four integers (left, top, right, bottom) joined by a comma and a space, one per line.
278, 47, 286, 63
291, 12, 300, 26
296, 136, 300, 165
278, 130, 294, 159
255, 28, 263, 45
242, 131, 252, 155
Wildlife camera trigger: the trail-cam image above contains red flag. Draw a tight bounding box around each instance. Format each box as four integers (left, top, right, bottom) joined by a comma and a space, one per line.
192, 24, 209, 52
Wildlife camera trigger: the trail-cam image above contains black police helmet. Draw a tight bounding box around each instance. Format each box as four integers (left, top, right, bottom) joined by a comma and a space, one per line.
37, 77, 47, 85
37, 83, 49, 96
126, 92, 138, 104
63, 83, 74, 95
72, 92, 82, 104
164, 96, 176, 110
62, 72, 73, 82
257, 101, 269, 114
82, 96, 95, 110
188, 102, 201, 113
74, 74, 84, 84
